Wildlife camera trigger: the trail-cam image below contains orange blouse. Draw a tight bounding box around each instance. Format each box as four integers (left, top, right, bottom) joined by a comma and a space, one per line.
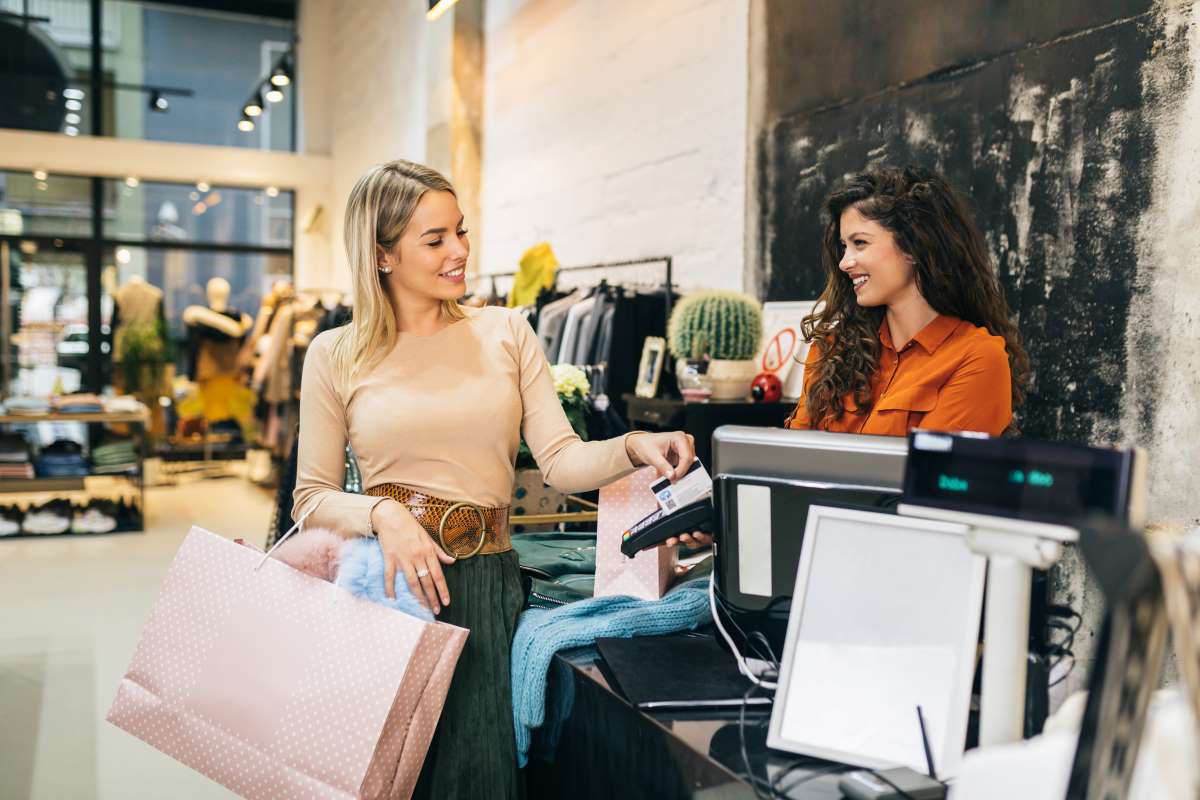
785, 315, 1012, 437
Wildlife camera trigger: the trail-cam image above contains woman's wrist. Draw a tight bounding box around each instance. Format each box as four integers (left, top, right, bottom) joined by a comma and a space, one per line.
624, 430, 650, 466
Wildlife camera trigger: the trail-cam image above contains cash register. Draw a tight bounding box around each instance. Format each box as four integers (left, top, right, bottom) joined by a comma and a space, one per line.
709, 426, 909, 659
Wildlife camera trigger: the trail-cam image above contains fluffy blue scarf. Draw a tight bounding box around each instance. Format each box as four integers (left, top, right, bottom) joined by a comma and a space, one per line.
336, 537, 434, 622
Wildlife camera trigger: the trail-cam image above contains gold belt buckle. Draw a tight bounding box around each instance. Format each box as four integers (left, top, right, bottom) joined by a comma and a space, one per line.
437, 502, 488, 560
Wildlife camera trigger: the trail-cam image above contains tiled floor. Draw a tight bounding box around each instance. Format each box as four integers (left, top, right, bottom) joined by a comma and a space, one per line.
0, 476, 274, 800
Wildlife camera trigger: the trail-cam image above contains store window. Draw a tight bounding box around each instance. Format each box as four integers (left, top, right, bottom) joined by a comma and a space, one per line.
0, 0, 296, 151
0, 169, 294, 398
103, 179, 293, 248
0, 171, 93, 238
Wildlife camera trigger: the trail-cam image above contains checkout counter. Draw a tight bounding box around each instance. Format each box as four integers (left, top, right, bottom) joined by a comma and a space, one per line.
523, 426, 1151, 800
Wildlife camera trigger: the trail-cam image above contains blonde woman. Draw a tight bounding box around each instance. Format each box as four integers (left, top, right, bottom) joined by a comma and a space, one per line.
293, 160, 695, 797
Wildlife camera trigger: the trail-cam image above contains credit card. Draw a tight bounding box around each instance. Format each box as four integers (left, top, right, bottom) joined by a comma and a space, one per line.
650, 458, 712, 514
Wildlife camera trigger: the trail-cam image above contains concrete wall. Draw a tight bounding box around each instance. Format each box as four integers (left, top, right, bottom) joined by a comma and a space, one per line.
479, 0, 750, 290
755, 0, 1200, 699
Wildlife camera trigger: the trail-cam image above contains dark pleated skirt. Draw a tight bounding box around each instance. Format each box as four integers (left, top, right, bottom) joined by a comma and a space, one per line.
412, 549, 525, 800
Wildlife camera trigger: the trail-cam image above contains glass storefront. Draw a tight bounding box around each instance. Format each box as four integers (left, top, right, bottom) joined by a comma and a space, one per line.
0, 0, 296, 150
0, 170, 293, 397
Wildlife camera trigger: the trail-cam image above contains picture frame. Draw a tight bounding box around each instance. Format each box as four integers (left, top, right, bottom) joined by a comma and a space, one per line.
756, 300, 819, 400
635, 336, 666, 398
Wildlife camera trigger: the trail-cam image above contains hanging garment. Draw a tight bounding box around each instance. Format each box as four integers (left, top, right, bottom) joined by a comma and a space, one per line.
536, 290, 583, 360
573, 290, 612, 366
507, 242, 560, 308
252, 301, 295, 405
556, 295, 595, 365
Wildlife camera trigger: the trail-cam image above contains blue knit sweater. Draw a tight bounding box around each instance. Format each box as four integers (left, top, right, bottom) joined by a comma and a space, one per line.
510, 580, 712, 766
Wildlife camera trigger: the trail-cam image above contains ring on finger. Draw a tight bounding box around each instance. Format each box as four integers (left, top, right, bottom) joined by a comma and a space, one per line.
416, 567, 430, 578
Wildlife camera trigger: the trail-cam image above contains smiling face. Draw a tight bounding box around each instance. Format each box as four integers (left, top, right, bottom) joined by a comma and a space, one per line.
837, 205, 920, 308
377, 189, 469, 303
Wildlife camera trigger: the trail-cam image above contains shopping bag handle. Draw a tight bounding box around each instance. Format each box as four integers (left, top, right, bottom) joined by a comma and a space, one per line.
256, 507, 316, 572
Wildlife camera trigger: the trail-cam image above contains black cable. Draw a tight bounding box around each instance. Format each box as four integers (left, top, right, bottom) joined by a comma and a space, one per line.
739, 683, 776, 799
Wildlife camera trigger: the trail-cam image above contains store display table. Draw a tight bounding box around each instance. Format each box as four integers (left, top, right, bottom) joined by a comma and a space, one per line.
623, 395, 794, 468
525, 633, 846, 800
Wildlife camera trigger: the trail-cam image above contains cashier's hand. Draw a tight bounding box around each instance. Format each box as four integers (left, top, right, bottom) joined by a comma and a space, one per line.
624, 430, 696, 482
665, 531, 713, 549
371, 500, 456, 615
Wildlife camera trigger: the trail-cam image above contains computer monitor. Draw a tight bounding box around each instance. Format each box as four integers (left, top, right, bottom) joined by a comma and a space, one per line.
711, 427, 909, 658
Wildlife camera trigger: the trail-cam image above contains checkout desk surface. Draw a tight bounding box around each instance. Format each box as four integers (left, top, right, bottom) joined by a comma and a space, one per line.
525, 632, 850, 799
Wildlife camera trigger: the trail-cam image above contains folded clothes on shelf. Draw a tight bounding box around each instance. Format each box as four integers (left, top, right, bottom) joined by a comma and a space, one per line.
3, 396, 50, 416
0, 432, 35, 480
92, 435, 139, 475
103, 395, 145, 414
51, 393, 106, 414
35, 439, 90, 478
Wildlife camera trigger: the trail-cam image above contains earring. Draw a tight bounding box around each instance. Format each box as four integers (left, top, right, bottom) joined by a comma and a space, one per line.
377, 265, 393, 274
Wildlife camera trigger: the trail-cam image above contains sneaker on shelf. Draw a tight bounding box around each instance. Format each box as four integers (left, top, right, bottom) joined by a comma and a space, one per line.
0, 505, 21, 536
72, 502, 118, 534
22, 499, 71, 535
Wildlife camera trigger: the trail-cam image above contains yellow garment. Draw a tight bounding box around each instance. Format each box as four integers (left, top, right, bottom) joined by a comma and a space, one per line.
507, 242, 559, 307
177, 373, 259, 439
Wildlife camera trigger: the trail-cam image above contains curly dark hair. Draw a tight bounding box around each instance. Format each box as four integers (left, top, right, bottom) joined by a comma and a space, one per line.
801, 165, 1030, 429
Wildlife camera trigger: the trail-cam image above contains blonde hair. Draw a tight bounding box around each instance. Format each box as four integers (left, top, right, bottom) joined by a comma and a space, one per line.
331, 160, 466, 381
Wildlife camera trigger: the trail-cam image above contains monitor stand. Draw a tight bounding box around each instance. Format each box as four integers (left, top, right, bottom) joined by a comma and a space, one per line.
899, 504, 1078, 747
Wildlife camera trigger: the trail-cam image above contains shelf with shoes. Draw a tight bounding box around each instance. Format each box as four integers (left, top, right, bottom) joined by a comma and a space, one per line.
0, 399, 149, 537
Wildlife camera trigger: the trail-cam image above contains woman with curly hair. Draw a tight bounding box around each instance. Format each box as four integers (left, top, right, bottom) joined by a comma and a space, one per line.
786, 165, 1029, 436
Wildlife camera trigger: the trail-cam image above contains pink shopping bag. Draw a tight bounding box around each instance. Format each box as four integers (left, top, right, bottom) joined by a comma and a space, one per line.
594, 466, 677, 600
106, 524, 468, 799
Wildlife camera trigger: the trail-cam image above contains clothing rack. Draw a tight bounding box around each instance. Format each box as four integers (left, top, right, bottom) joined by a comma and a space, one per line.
470, 256, 675, 320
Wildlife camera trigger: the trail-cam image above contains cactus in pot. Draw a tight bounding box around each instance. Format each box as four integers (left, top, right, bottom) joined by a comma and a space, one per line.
668, 290, 763, 400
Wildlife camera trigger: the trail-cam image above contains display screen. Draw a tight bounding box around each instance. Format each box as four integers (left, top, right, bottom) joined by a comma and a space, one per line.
902, 432, 1133, 525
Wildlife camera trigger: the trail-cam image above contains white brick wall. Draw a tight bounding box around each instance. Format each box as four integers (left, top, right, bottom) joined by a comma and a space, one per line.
303, 0, 433, 289
480, 0, 750, 291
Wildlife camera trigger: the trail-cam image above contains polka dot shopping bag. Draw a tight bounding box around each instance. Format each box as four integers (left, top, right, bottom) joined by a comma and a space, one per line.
106, 523, 468, 799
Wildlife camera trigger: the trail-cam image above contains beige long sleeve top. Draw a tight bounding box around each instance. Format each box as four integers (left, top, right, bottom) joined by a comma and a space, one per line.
293, 305, 639, 537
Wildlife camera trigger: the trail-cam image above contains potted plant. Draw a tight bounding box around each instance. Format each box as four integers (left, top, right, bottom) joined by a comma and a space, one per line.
512, 364, 591, 530
667, 290, 763, 400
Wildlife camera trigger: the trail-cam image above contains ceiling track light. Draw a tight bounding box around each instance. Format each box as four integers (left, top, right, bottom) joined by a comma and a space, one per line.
270, 59, 292, 87
149, 90, 169, 112
237, 116, 255, 132
426, 0, 461, 21
265, 84, 284, 103
244, 92, 264, 117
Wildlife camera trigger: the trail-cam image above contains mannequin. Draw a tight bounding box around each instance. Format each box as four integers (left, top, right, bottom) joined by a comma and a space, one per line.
112, 273, 165, 363
181, 278, 255, 439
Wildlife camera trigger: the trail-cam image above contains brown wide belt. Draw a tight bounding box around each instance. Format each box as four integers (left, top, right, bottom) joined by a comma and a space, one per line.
365, 483, 511, 559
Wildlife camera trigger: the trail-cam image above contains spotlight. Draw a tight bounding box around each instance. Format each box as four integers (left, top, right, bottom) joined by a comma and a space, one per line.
270, 61, 291, 87
265, 84, 284, 103
64, 127, 78, 136
65, 113, 80, 125
237, 116, 255, 132
265, 186, 280, 198
33, 170, 47, 181
149, 91, 169, 112
63, 88, 85, 100
65, 99, 82, 111
426, 0, 461, 21
116, 247, 132, 265
244, 93, 263, 117
125, 176, 140, 188
196, 182, 211, 193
